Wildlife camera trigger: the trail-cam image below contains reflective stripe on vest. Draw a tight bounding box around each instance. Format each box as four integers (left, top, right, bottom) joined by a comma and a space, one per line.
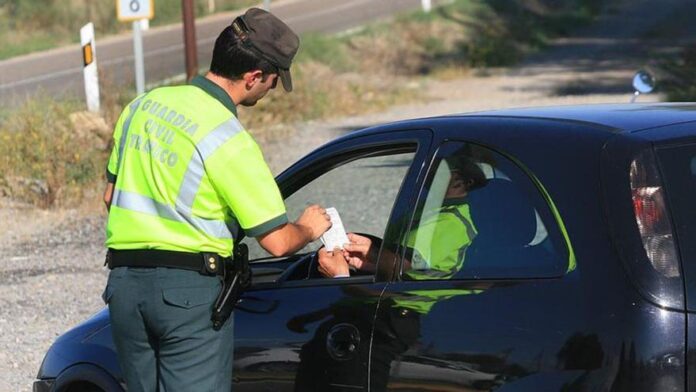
111, 115, 244, 241
445, 206, 476, 242
177, 117, 243, 209
445, 206, 477, 272
112, 189, 233, 239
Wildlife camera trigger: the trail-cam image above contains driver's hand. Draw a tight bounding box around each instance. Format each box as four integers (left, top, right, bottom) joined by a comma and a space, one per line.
318, 247, 350, 278
343, 233, 373, 271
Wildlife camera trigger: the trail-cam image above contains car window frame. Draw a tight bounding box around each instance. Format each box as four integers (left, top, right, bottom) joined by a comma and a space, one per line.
245, 129, 434, 291
394, 138, 574, 281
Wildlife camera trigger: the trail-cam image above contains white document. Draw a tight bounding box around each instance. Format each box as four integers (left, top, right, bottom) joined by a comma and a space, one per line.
321, 207, 350, 250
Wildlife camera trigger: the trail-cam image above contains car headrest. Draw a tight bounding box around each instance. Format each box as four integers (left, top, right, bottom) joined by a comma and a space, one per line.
467, 179, 538, 247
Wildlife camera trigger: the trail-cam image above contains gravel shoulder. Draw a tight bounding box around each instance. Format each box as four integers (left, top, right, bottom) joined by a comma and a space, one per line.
2, 0, 694, 390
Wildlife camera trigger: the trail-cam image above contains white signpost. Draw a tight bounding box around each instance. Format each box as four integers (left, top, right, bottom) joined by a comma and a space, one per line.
422, 0, 431, 12
80, 22, 100, 112
117, 0, 154, 94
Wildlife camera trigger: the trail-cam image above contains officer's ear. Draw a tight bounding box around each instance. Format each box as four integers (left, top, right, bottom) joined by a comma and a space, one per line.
243, 70, 264, 89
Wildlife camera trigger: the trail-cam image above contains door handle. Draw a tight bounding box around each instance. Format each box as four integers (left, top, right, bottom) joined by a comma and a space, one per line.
326, 323, 361, 361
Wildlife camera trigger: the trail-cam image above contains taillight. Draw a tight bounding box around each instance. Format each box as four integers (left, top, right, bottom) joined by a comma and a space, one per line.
629, 152, 680, 278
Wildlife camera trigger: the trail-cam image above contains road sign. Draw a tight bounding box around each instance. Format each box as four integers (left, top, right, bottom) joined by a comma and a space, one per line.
117, 0, 154, 21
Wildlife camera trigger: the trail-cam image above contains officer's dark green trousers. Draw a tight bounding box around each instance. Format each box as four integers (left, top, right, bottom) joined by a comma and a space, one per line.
103, 267, 235, 392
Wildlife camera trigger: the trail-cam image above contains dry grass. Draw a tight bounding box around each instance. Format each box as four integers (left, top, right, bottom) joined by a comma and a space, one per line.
0, 99, 109, 208
0, 0, 611, 208
241, 62, 414, 133
0, 61, 414, 209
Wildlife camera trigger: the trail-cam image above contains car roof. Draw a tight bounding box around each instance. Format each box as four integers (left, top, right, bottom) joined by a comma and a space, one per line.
462, 103, 696, 133
331, 103, 696, 150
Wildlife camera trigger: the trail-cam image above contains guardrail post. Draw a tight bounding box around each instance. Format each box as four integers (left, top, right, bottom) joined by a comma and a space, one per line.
80, 22, 100, 112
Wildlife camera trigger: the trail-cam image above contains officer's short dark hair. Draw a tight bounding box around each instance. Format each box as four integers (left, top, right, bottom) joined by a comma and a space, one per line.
210, 25, 277, 80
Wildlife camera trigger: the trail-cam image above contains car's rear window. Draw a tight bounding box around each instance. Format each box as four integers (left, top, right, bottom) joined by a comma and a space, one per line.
656, 143, 696, 307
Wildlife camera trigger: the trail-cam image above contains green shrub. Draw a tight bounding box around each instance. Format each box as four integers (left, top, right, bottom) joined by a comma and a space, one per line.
660, 44, 696, 101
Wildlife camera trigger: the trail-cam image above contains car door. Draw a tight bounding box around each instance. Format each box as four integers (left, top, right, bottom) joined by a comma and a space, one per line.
375, 140, 583, 391
232, 130, 432, 392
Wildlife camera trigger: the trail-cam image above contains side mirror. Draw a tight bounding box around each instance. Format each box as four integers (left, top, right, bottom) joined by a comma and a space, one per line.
631, 70, 655, 103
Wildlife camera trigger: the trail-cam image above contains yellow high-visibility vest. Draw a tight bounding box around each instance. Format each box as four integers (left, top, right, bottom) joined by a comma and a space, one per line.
396, 202, 478, 314
105, 76, 287, 257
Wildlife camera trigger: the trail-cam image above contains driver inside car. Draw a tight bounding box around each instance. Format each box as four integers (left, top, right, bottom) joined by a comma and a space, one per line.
318, 154, 487, 280
310, 155, 488, 392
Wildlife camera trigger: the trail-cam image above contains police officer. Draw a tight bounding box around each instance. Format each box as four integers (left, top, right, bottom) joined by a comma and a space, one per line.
102, 8, 331, 392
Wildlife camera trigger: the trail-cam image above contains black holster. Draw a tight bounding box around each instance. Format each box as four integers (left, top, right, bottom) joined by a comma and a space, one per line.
211, 243, 252, 330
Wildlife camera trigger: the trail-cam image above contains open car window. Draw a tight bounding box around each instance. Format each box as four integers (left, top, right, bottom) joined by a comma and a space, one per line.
242, 147, 417, 285
284, 152, 415, 255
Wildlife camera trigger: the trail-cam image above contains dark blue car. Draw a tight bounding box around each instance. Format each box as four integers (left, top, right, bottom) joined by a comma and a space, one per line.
35, 103, 696, 391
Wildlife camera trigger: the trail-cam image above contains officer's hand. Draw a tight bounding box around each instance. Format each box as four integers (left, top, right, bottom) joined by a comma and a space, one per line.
296, 204, 331, 241
318, 247, 350, 278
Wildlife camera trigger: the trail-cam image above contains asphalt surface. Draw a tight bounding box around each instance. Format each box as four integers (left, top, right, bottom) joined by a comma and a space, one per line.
0, 0, 443, 106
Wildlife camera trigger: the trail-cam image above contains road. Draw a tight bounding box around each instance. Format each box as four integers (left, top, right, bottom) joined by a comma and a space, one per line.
0, 0, 441, 107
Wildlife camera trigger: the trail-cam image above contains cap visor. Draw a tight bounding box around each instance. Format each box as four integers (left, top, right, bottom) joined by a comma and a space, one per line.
278, 68, 293, 92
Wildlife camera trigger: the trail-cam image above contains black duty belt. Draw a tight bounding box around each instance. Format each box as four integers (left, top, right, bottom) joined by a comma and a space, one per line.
107, 248, 229, 276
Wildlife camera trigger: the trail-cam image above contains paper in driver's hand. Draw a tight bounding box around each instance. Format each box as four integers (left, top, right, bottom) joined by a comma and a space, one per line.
321, 207, 349, 250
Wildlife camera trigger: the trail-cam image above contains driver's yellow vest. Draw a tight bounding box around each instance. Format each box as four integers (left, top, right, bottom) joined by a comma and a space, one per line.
105, 79, 287, 258
396, 202, 479, 314
406, 202, 476, 279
